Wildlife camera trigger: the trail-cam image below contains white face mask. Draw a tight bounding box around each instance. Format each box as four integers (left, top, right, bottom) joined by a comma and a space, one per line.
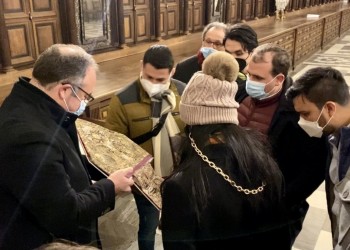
298, 106, 333, 138
140, 76, 170, 97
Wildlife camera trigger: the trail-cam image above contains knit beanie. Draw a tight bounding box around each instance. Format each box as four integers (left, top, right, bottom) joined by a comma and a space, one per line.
180, 51, 240, 125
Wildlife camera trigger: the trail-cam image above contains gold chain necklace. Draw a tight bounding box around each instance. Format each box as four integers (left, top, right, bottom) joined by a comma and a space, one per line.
189, 133, 266, 195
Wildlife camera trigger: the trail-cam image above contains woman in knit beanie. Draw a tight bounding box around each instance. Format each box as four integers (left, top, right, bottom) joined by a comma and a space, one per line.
160, 52, 292, 249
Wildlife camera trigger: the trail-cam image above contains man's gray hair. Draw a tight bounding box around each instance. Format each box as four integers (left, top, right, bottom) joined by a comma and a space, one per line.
201, 22, 227, 41
32, 44, 98, 89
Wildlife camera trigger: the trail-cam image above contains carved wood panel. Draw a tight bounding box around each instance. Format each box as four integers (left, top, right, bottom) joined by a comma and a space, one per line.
322, 13, 340, 47
255, 0, 264, 18
123, 0, 151, 44
259, 30, 295, 67
225, 0, 239, 23
340, 9, 350, 35
187, 0, 203, 32
2, 0, 61, 67
241, 0, 254, 21
294, 20, 323, 66
160, 0, 180, 37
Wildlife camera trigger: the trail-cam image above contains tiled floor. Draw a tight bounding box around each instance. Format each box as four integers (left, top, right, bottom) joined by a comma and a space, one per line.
98, 30, 350, 250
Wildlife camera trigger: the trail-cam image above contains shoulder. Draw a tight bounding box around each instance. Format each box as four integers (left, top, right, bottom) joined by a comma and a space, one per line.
116, 80, 140, 105
170, 78, 186, 95
176, 55, 198, 67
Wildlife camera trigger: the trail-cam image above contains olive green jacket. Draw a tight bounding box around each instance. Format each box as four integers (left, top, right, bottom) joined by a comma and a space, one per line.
105, 78, 185, 155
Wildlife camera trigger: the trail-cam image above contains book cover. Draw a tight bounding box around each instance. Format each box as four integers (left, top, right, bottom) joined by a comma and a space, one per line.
76, 118, 163, 210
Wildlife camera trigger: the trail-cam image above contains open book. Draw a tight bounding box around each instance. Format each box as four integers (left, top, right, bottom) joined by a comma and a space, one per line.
76, 118, 163, 210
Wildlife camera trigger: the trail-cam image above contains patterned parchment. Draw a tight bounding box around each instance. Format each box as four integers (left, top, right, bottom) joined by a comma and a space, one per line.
76, 118, 163, 210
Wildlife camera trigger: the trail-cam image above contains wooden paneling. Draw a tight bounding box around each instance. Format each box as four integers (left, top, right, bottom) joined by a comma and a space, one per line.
123, 0, 151, 44
226, 0, 239, 23
294, 20, 323, 66
32, 0, 51, 11
34, 22, 56, 54
123, 14, 134, 42
2, 0, 61, 67
3, 0, 24, 12
187, 0, 203, 32
7, 24, 32, 61
340, 9, 350, 35
242, 0, 254, 21
255, 0, 264, 18
322, 13, 341, 47
160, 0, 180, 37
259, 30, 295, 64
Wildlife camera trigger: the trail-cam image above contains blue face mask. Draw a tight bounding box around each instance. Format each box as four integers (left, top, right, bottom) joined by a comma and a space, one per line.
64, 87, 88, 116
200, 47, 217, 58
245, 75, 278, 99
73, 100, 87, 116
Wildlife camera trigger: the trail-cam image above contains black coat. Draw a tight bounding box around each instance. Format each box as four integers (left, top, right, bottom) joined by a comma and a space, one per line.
173, 55, 201, 84
161, 143, 292, 250
0, 78, 115, 250
268, 77, 328, 210
238, 77, 329, 232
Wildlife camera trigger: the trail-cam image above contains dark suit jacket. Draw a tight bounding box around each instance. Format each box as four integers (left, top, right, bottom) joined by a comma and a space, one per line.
0, 78, 115, 250
173, 55, 201, 84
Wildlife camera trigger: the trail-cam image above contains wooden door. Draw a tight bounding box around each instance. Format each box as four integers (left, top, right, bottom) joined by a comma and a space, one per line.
254, 0, 264, 18
2, 0, 61, 67
123, 0, 151, 44
241, 0, 254, 21
225, 0, 239, 23
187, 0, 203, 32
160, 0, 180, 37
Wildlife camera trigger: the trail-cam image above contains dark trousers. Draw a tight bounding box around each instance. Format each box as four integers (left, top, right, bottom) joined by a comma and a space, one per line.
134, 192, 160, 250
288, 201, 309, 246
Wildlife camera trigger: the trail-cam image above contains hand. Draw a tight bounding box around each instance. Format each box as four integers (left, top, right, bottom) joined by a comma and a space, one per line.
108, 167, 134, 194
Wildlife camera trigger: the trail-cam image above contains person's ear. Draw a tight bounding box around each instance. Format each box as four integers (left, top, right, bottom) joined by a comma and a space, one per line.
325, 101, 337, 118
59, 84, 70, 100
276, 74, 285, 86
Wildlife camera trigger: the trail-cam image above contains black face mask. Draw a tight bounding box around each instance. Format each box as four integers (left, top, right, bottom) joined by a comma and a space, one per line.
235, 57, 247, 72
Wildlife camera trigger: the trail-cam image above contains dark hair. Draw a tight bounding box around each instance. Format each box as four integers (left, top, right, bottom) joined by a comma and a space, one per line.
32, 44, 98, 89
223, 23, 258, 53
252, 43, 290, 77
162, 124, 283, 222
286, 67, 350, 109
143, 45, 174, 71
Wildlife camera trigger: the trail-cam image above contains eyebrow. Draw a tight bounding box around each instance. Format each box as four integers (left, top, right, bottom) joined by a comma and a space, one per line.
226, 49, 244, 53
145, 74, 166, 82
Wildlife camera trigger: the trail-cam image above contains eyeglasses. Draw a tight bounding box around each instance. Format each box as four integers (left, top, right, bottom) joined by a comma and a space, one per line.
63, 83, 95, 103
203, 39, 224, 48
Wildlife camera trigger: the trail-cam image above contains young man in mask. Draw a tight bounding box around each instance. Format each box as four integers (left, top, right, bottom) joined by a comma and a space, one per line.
172, 21, 227, 84
237, 43, 329, 246
286, 66, 350, 249
105, 45, 185, 250
0, 44, 134, 250
223, 23, 258, 103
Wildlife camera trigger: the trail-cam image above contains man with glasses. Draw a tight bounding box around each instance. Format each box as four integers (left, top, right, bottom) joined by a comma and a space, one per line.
0, 44, 134, 250
172, 21, 227, 84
